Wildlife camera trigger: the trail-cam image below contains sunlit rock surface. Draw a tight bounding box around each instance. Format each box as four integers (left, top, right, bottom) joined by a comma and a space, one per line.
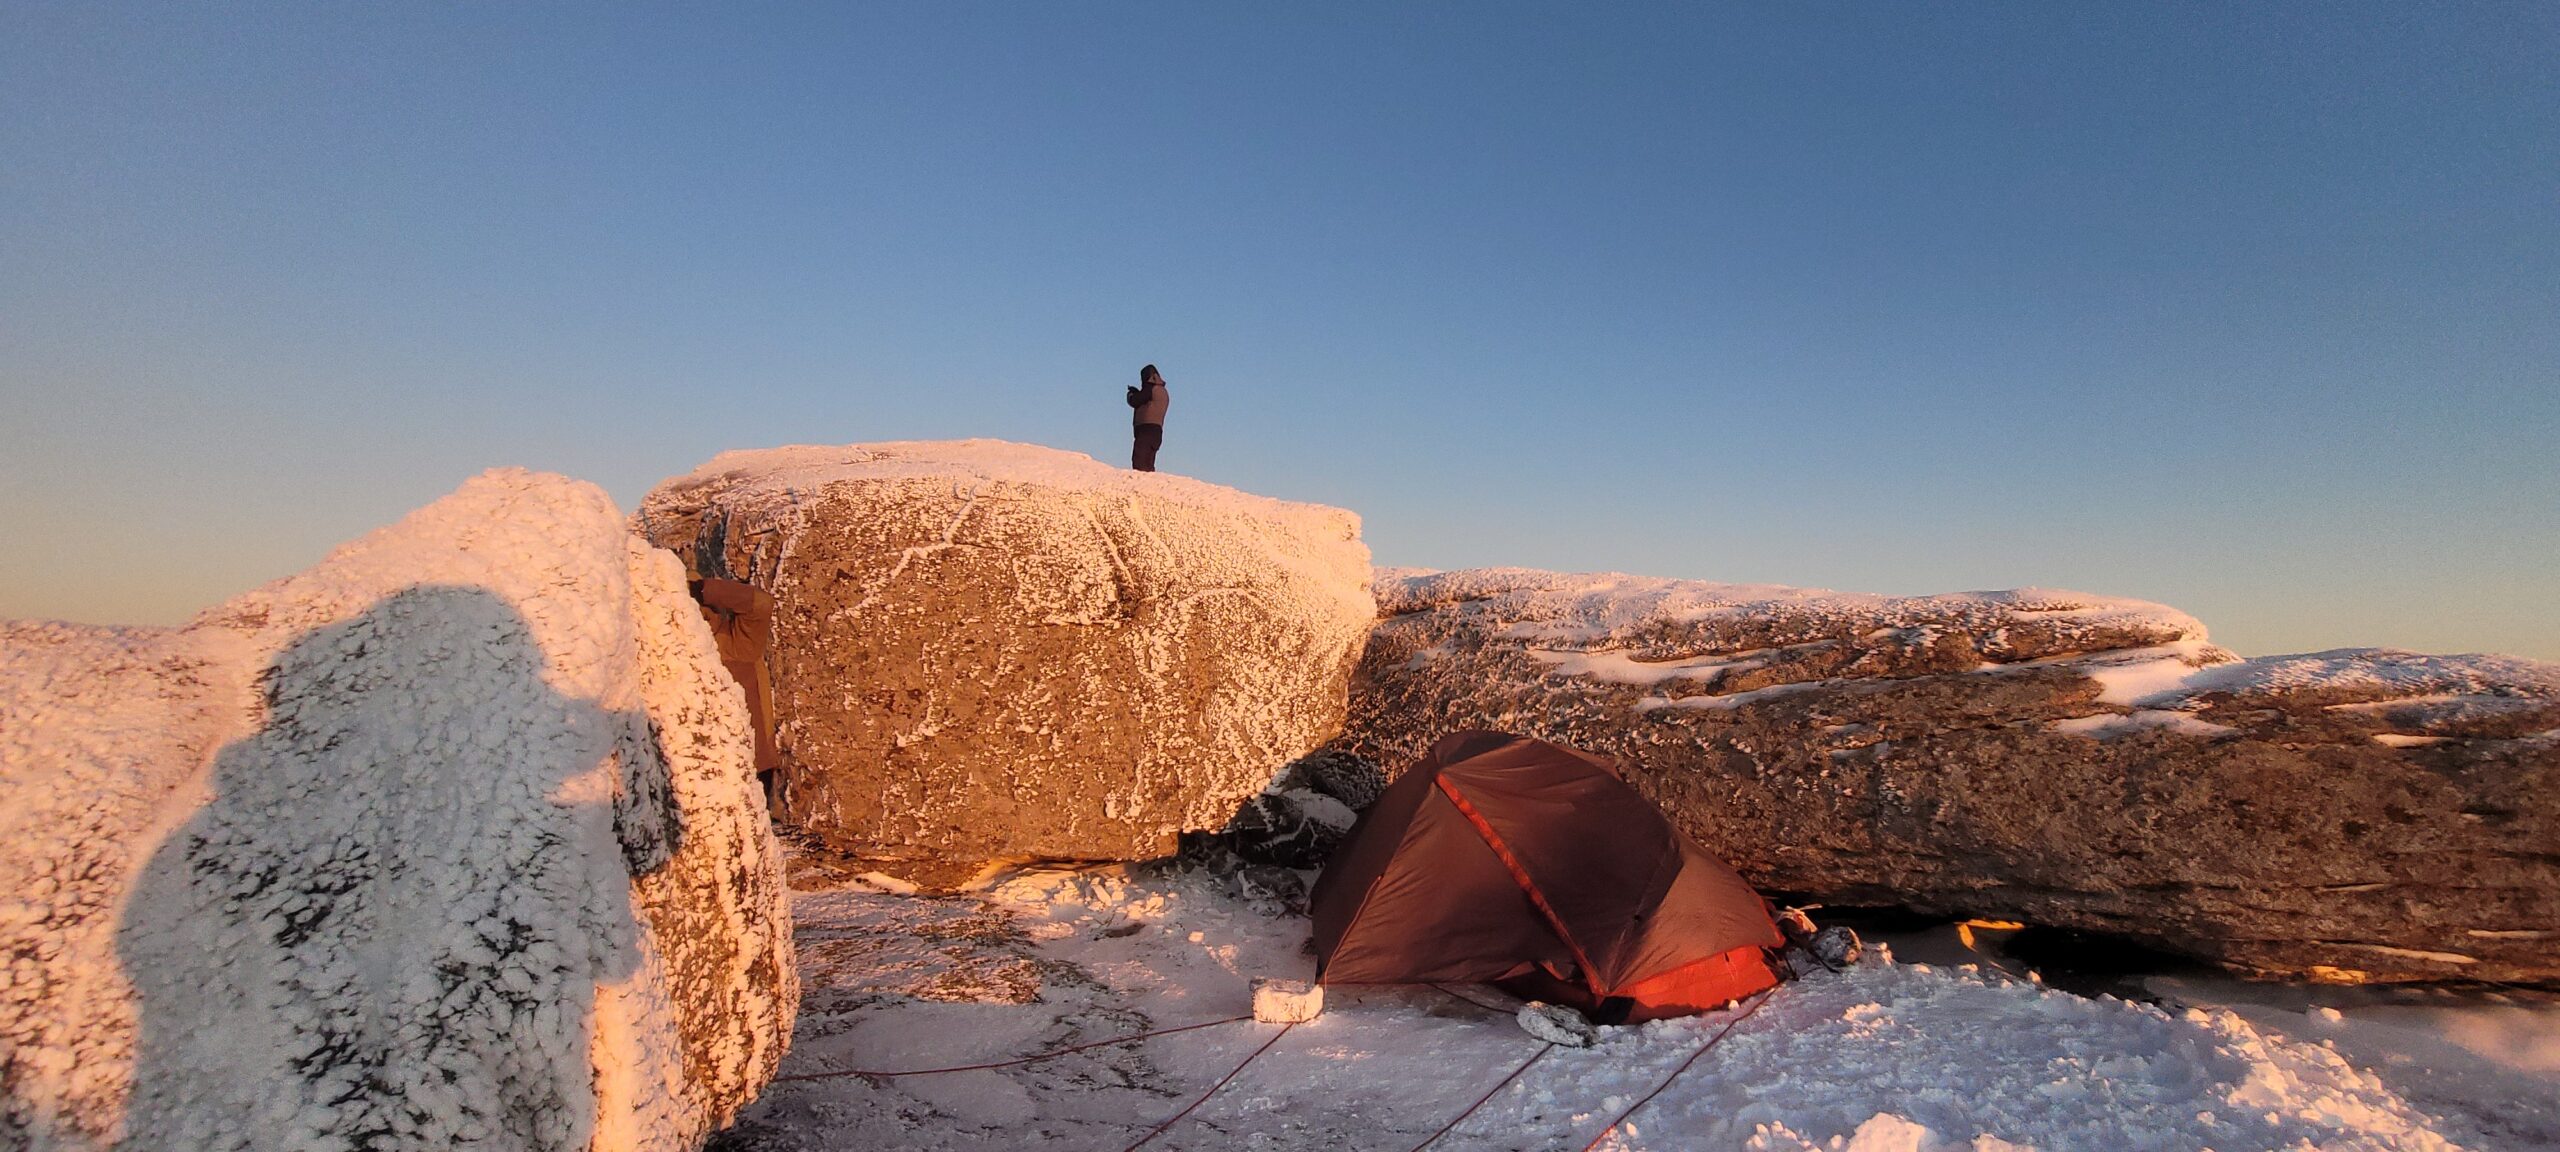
1340, 567, 2560, 985
636, 441, 1375, 880
0, 470, 795, 1151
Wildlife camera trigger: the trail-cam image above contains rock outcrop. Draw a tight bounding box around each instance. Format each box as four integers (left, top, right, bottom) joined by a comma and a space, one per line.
0, 470, 795, 1152
1338, 568, 2560, 985
635, 441, 1375, 877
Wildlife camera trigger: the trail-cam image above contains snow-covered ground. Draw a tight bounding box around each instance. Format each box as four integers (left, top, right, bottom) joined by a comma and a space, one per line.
713, 845, 2557, 1151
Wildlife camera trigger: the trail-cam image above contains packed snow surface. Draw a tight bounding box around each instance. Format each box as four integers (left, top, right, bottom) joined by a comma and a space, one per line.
716, 846, 2547, 1151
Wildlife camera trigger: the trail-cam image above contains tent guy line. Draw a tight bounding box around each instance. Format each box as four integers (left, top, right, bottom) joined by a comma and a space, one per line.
1118, 1020, 1301, 1152
766, 1013, 1254, 1083
1578, 988, 1781, 1152
1406, 1039, 1560, 1152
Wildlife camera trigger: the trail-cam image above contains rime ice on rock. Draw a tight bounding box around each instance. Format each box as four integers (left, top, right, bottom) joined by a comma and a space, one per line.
0, 470, 795, 1152
635, 440, 1376, 876
1346, 567, 2560, 985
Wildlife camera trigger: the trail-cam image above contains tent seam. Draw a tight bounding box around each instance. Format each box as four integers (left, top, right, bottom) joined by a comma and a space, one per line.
1433, 774, 1606, 999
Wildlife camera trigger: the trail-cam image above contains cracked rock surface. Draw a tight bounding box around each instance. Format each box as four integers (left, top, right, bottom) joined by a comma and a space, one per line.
636, 440, 1375, 877
1339, 567, 2560, 985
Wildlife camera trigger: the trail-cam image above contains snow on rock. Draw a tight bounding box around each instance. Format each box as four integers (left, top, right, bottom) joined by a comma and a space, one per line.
0, 469, 794, 1152
713, 845, 2517, 1152
633, 440, 1374, 878
1342, 568, 2560, 985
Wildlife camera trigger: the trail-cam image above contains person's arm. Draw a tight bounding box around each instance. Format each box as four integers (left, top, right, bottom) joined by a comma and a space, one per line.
697, 577, 769, 618
1126, 385, 1145, 408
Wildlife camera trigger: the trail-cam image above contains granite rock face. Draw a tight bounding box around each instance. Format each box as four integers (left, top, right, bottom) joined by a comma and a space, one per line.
0, 470, 795, 1152
1339, 568, 2560, 985
635, 441, 1375, 877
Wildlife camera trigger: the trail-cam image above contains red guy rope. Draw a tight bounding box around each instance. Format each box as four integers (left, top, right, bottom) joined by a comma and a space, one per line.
1406, 1041, 1558, 1152
1430, 983, 1517, 1016
1119, 1021, 1299, 1152
1577, 989, 1777, 1152
770, 1013, 1253, 1084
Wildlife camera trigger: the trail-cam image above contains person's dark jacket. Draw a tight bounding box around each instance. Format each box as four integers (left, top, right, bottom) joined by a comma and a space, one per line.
1126, 379, 1169, 427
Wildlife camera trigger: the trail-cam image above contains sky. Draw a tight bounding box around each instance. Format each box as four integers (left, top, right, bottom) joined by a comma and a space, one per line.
3, 2, 2554, 660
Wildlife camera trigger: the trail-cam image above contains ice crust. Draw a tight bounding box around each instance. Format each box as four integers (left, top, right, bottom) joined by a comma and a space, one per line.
0, 470, 794, 1152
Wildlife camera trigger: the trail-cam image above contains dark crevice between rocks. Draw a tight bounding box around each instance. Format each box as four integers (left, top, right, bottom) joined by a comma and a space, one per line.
1768, 900, 2221, 1001
1158, 749, 1390, 917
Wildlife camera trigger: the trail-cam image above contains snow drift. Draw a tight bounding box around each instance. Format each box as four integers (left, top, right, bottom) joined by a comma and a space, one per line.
634, 440, 1375, 878
0, 470, 795, 1151
1343, 568, 2560, 985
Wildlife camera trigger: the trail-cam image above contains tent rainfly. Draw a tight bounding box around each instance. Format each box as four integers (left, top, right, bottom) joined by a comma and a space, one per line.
1308, 730, 1785, 1023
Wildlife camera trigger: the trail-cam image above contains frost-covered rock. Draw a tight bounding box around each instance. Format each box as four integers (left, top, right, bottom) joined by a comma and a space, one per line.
0, 470, 795, 1152
1517, 1001, 1600, 1048
1341, 568, 2560, 985
634, 441, 1374, 876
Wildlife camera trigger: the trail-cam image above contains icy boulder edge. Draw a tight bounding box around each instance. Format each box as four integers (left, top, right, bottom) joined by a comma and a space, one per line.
1341, 567, 2560, 985
635, 440, 1375, 878
0, 469, 795, 1152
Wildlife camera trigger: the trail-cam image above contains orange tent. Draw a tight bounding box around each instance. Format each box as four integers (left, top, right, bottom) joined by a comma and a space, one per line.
1309, 731, 1784, 1023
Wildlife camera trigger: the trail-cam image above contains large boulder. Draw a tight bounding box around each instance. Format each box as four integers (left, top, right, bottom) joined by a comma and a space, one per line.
1340, 568, 2560, 985
635, 441, 1375, 877
0, 470, 795, 1152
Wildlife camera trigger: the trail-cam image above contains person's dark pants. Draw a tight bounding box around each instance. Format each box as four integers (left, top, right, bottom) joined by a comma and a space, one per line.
1132, 422, 1163, 472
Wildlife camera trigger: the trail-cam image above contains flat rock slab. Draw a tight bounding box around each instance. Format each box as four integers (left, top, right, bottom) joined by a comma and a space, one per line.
1340, 568, 2560, 985
637, 440, 1375, 877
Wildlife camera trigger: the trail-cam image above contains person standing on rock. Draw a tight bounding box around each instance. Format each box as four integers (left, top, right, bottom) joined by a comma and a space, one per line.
1126, 363, 1169, 472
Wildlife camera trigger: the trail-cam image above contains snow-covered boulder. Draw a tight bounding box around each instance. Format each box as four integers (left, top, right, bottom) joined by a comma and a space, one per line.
634, 441, 1375, 877
1340, 568, 2560, 985
0, 470, 795, 1152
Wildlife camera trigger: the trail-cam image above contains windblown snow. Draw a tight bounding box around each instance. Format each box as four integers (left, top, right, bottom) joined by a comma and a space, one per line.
0, 469, 794, 1152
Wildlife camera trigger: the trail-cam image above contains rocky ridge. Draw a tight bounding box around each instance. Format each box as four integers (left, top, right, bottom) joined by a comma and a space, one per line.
1338, 567, 2560, 985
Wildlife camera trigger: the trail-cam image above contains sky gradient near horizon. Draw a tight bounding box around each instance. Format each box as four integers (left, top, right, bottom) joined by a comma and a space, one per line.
4, 3, 2556, 660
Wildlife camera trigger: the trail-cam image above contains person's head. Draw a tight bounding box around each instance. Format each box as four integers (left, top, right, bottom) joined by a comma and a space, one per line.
1140, 364, 1163, 386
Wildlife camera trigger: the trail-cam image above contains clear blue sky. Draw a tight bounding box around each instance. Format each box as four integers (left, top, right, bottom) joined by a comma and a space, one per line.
4, 3, 2554, 659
